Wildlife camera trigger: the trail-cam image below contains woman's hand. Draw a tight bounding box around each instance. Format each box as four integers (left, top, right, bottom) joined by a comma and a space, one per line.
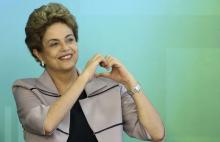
96, 55, 137, 90
81, 54, 107, 82
83, 55, 165, 141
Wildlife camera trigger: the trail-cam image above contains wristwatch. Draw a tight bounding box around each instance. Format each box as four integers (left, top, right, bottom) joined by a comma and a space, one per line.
127, 83, 142, 95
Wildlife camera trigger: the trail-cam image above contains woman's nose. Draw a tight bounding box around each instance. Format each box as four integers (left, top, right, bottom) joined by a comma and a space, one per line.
60, 42, 69, 50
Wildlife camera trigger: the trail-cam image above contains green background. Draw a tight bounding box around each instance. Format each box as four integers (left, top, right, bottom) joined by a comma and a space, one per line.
0, 0, 220, 141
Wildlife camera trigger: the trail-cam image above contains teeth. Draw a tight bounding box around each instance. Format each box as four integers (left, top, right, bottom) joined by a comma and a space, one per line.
60, 55, 72, 60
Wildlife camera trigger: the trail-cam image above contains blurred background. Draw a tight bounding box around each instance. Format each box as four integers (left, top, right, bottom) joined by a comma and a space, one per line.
0, 0, 220, 142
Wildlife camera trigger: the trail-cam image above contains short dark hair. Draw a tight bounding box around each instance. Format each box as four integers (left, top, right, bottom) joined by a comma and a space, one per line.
25, 3, 78, 66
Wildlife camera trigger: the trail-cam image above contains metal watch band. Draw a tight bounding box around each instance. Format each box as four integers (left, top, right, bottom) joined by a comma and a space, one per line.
127, 83, 142, 95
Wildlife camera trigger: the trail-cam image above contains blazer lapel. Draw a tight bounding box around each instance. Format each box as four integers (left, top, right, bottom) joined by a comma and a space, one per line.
36, 70, 110, 97
35, 70, 60, 96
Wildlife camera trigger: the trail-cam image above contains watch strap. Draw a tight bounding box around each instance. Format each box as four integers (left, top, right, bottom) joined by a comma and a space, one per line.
127, 83, 142, 95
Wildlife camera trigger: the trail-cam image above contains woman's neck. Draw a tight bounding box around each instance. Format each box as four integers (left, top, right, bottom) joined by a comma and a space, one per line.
47, 68, 78, 95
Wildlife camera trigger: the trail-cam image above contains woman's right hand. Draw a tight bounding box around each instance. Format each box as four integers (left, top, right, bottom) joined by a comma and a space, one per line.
81, 54, 107, 82
43, 54, 107, 134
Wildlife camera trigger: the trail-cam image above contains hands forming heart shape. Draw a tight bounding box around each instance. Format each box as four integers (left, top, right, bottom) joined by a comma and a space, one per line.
82, 54, 137, 90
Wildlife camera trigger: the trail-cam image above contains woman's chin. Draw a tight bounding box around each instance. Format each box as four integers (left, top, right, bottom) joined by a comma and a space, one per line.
46, 60, 77, 72
60, 63, 75, 71
59, 58, 77, 70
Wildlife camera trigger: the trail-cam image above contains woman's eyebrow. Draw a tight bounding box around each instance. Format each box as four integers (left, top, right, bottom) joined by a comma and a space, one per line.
47, 34, 74, 43
65, 34, 74, 38
47, 39, 59, 44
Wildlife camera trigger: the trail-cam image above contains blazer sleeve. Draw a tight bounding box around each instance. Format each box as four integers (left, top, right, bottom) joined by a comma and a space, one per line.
120, 84, 152, 141
12, 86, 50, 135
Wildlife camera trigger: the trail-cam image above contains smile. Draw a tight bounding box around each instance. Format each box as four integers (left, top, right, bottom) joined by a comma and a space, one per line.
59, 54, 73, 60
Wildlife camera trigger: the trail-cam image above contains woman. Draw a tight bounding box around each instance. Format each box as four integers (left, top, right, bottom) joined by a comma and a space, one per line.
12, 3, 165, 142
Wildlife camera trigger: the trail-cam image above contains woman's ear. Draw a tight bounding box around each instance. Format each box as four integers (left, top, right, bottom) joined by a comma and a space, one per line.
33, 49, 43, 61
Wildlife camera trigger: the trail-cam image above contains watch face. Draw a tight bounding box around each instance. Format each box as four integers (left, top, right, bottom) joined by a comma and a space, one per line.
135, 84, 141, 91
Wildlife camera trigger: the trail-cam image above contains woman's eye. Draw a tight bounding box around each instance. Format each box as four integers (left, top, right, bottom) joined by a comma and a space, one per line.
67, 38, 75, 43
49, 42, 59, 47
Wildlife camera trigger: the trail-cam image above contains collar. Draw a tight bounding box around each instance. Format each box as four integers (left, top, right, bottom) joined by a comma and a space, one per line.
35, 70, 110, 97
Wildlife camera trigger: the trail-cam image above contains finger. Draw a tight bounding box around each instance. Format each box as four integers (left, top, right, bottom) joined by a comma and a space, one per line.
100, 61, 108, 68
105, 55, 113, 61
92, 53, 102, 61
96, 56, 108, 67
91, 54, 106, 66
106, 56, 120, 68
105, 55, 113, 68
99, 61, 105, 67
91, 53, 104, 61
93, 54, 109, 68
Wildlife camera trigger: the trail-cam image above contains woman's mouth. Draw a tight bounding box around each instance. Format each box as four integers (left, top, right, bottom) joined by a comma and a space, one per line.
59, 54, 73, 60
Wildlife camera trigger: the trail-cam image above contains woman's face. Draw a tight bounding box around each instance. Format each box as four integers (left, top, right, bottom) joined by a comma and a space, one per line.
35, 22, 78, 72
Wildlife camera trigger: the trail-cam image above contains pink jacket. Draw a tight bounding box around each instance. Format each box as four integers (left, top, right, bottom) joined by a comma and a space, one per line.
12, 71, 151, 142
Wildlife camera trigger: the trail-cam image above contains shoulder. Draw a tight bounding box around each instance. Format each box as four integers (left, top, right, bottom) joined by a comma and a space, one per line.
12, 78, 37, 90
11, 78, 39, 104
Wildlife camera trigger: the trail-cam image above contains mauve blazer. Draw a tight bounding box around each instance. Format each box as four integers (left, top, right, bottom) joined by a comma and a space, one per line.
12, 70, 151, 142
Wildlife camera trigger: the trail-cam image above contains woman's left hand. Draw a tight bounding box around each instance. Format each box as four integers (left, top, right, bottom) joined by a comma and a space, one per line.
97, 56, 165, 141
96, 55, 137, 89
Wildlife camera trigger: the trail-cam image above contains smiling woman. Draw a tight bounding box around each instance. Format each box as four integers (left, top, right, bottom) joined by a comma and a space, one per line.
33, 23, 78, 73
12, 2, 165, 142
